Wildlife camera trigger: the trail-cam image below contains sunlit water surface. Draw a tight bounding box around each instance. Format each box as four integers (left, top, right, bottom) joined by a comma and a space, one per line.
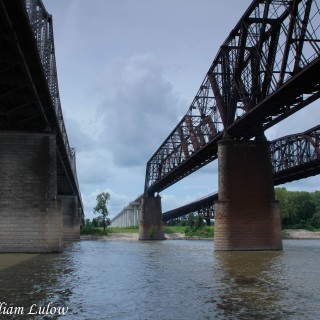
0, 239, 320, 319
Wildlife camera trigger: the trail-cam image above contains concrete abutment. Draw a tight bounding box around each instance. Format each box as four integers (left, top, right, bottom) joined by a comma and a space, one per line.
214, 138, 283, 251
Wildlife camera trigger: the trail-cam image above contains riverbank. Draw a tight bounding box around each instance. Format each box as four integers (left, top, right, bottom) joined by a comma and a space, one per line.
282, 229, 320, 239
80, 229, 320, 241
81, 232, 185, 241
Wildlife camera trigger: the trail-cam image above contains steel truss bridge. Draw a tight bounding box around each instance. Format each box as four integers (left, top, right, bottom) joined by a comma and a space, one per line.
163, 124, 320, 221
145, 0, 320, 197
0, 0, 82, 210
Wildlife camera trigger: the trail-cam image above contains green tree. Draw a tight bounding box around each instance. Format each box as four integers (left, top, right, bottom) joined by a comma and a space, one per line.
186, 213, 195, 229
311, 191, 320, 228
195, 214, 205, 230
93, 192, 111, 232
275, 188, 317, 228
85, 218, 92, 227
292, 191, 315, 222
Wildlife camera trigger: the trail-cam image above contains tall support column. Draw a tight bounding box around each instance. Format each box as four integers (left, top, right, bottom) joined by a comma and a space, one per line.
139, 195, 165, 240
59, 195, 80, 241
0, 132, 63, 252
214, 138, 282, 251
133, 202, 141, 226
130, 201, 140, 227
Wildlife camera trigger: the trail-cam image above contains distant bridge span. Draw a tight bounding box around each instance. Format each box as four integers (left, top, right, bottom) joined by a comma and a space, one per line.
111, 124, 320, 225
163, 124, 320, 221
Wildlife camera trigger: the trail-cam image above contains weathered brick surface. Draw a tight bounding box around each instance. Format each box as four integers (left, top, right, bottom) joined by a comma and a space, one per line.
214, 139, 283, 251
0, 132, 63, 252
139, 195, 165, 240
59, 195, 80, 241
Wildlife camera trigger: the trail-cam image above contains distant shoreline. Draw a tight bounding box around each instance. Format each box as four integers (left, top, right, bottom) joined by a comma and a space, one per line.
282, 229, 320, 239
80, 229, 320, 241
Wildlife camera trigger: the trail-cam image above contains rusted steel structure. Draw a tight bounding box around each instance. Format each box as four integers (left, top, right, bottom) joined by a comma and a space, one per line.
162, 124, 320, 221
0, 0, 82, 210
272, 124, 320, 184
162, 193, 217, 223
145, 0, 320, 195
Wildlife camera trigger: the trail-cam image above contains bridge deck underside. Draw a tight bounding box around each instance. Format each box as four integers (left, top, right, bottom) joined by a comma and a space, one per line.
0, 0, 79, 198
0, 0, 46, 131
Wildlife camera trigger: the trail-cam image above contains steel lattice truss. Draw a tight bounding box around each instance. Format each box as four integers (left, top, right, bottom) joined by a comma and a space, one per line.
162, 192, 217, 222
145, 0, 320, 195
272, 124, 320, 183
163, 124, 320, 221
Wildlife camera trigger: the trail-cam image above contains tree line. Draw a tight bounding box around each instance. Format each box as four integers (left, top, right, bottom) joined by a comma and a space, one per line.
84, 216, 110, 229
275, 188, 320, 229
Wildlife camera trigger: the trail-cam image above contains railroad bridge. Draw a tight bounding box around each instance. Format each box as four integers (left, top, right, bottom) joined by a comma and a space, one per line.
161, 124, 320, 222
113, 0, 320, 251
0, 0, 82, 252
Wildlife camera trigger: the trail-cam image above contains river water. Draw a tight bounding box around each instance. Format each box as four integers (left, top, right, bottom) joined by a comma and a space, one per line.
0, 239, 320, 319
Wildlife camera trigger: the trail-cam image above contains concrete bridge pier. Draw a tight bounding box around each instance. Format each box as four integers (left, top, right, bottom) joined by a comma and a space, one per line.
59, 195, 81, 241
139, 194, 165, 240
214, 137, 283, 251
0, 132, 63, 252
131, 201, 141, 226
110, 201, 141, 227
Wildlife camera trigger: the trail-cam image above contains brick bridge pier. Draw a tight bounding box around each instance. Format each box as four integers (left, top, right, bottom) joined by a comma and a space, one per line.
0, 132, 81, 252
214, 136, 283, 251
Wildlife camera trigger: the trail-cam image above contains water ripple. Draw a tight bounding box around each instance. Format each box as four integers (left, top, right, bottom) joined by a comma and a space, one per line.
0, 240, 320, 319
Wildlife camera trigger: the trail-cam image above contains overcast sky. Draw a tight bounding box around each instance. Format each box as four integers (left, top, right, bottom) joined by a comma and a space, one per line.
43, 0, 320, 219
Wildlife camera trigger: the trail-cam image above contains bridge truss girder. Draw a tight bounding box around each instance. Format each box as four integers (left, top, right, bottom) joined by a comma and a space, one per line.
145, 0, 320, 195
162, 124, 320, 222
272, 124, 320, 184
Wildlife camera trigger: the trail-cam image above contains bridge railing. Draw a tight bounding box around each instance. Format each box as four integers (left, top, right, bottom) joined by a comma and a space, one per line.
24, 0, 76, 174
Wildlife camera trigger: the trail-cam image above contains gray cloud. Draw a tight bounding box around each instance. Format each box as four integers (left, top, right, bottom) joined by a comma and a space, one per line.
65, 117, 97, 152
96, 53, 186, 167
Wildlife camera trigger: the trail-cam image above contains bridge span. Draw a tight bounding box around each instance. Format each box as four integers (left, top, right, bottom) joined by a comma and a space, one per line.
114, 0, 320, 250
0, 0, 82, 252
111, 124, 320, 226
163, 123, 320, 221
